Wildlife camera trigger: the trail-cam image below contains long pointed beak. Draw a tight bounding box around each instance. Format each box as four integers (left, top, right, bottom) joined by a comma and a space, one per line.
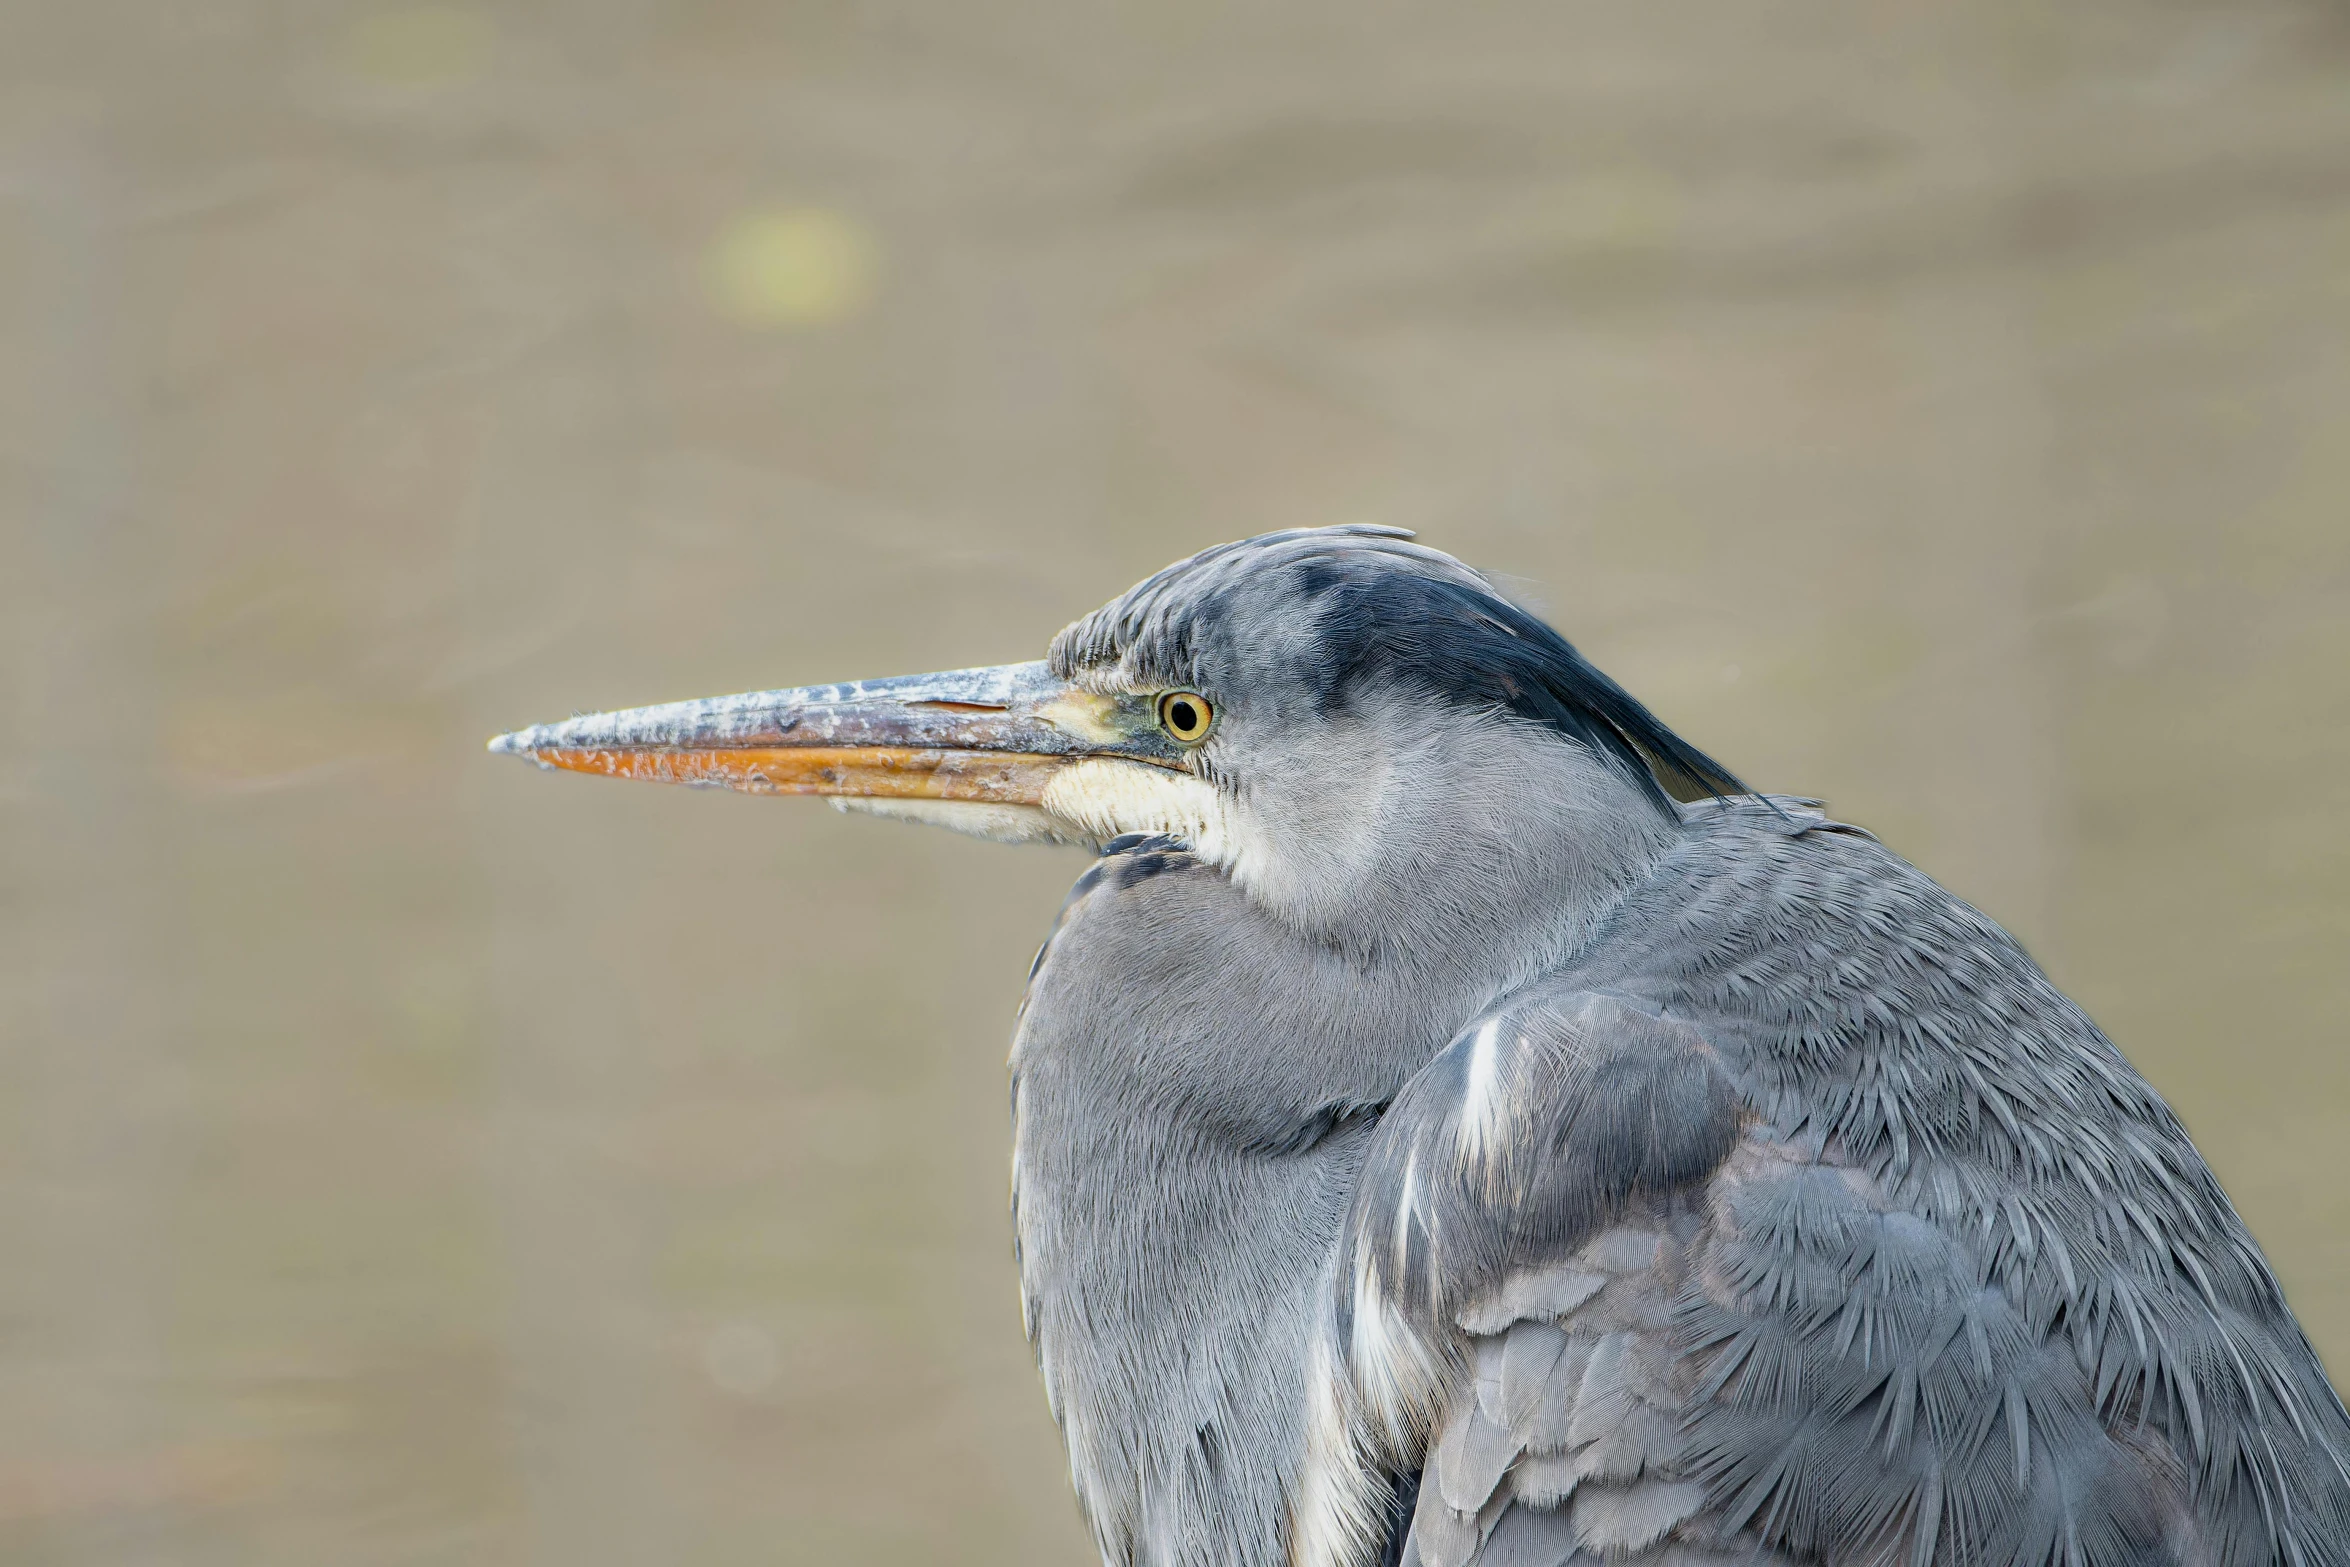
487, 661, 1168, 807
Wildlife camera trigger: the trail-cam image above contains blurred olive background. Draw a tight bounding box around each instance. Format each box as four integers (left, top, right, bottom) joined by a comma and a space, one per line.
4, 1, 2348, 1563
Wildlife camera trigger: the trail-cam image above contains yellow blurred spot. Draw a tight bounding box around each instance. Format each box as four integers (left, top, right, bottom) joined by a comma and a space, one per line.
347, 5, 495, 90
705, 209, 879, 329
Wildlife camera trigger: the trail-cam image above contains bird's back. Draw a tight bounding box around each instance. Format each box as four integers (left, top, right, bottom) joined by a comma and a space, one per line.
1334, 798, 2350, 1567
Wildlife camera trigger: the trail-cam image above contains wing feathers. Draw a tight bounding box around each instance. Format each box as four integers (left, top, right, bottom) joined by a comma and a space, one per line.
1499, 1321, 1571, 1435
1571, 1478, 1711, 1552
1457, 1265, 1606, 1336
1474, 1501, 1591, 1566
1315, 939, 2348, 1567
1435, 1399, 1522, 1516
1320, 989, 1775, 1567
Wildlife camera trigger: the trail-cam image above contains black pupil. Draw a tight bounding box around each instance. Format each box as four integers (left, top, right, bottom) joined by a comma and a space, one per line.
1168, 700, 1198, 734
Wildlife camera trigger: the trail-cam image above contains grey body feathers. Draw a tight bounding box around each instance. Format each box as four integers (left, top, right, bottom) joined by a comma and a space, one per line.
1013, 801, 2350, 1567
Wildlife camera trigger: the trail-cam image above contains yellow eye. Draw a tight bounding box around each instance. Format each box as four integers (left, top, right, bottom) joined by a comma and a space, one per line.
1156, 690, 1214, 744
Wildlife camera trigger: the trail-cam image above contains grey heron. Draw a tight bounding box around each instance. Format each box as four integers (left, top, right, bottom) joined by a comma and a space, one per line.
490, 526, 2350, 1567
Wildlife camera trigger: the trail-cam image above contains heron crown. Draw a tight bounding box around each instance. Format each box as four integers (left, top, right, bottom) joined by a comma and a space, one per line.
1049, 525, 1744, 812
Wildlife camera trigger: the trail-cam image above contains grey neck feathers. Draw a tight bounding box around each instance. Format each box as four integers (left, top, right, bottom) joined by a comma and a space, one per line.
1011, 719, 1680, 1566
1220, 699, 1680, 988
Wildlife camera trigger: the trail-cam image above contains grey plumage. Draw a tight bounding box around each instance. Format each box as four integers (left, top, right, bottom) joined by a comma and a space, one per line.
1337, 795, 2349, 1567
491, 526, 2350, 1567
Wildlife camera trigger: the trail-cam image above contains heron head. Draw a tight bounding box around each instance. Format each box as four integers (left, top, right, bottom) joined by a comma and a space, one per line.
490, 526, 1738, 950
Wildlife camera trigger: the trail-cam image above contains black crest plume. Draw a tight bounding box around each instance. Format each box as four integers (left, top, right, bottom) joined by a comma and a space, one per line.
1296, 550, 1745, 810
